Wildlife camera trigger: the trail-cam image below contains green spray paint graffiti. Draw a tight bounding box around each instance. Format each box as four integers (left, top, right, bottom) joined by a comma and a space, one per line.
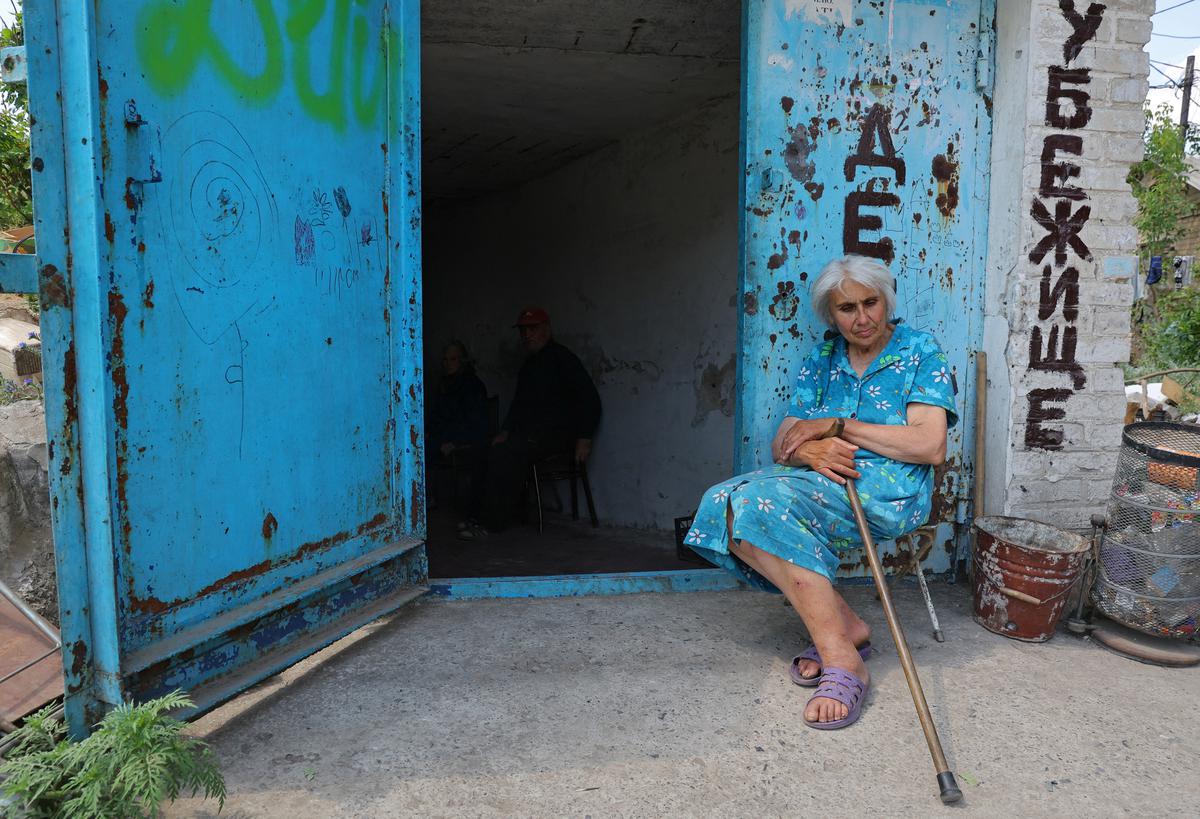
135, 0, 396, 132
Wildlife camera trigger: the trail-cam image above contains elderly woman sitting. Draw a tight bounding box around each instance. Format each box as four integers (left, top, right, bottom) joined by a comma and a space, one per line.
685, 255, 956, 730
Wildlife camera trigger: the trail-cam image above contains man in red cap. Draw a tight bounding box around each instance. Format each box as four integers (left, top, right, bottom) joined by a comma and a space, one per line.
463, 307, 601, 537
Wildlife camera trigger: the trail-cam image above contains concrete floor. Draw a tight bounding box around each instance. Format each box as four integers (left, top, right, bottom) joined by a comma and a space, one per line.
170, 582, 1199, 817
425, 507, 700, 578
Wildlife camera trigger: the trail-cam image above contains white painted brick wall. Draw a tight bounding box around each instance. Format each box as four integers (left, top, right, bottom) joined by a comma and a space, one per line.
985, 0, 1150, 528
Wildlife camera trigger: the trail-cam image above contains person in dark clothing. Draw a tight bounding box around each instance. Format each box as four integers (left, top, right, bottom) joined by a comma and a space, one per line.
466, 307, 601, 537
428, 340, 490, 514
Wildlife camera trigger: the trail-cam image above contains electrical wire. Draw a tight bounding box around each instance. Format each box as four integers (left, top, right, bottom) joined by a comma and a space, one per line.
1150, 62, 1184, 84
1146, 65, 1200, 117
1155, 0, 1198, 16
1151, 32, 1200, 38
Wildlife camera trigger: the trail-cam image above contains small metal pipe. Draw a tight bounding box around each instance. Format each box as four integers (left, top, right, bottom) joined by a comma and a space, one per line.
0, 647, 59, 687
914, 562, 945, 642
0, 579, 60, 647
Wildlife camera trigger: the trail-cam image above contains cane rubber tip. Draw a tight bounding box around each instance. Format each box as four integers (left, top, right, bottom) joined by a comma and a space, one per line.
938, 772, 963, 804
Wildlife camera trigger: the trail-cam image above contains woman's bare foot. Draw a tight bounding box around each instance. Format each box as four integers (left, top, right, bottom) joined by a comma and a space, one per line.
795, 605, 870, 682
803, 643, 870, 723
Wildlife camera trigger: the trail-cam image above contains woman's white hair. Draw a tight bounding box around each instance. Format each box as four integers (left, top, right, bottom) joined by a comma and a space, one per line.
810, 255, 896, 328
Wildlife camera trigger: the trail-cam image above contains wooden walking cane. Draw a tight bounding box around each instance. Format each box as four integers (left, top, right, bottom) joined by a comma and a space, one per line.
845, 477, 961, 803
813, 419, 961, 803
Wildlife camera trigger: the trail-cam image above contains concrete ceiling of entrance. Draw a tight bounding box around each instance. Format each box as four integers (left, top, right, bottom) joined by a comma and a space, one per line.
422, 1, 741, 200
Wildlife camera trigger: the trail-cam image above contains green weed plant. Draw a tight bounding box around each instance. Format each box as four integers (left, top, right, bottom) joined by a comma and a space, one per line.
0, 691, 225, 818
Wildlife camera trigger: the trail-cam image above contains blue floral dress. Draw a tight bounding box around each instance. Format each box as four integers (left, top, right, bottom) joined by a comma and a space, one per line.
685, 321, 957, 589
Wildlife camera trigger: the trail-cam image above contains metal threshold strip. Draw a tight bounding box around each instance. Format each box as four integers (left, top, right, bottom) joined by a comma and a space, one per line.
178, 584, 427, 719
123, 538, 425, 674
427, 568, 748, 601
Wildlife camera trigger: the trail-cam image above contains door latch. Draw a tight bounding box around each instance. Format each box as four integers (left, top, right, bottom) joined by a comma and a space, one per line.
124, 100, 162, 186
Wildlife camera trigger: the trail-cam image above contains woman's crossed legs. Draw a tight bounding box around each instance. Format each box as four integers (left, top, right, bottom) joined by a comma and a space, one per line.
726, 507, 870, 724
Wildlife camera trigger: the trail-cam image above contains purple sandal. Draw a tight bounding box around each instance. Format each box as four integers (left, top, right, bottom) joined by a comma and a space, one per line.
789, 642, 873, 687
803, 667, 869, 730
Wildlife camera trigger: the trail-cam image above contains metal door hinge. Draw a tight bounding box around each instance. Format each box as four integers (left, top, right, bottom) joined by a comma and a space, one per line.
974, 25, 995, 95
1, 46, 26, 85
124, 100, 162, 186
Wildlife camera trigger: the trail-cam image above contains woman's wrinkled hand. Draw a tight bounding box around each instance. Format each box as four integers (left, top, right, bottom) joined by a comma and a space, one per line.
773, 418, 840, 463
791, 437, 860, 484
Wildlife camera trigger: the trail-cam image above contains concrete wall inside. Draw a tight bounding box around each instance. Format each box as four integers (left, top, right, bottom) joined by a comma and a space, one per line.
423, 95, 741, 529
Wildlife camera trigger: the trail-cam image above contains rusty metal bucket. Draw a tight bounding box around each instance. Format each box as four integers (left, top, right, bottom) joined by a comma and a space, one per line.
972, 516, 1090, 642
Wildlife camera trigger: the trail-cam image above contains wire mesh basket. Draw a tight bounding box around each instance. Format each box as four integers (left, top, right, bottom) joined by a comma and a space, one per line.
1093, 422, 1200, 640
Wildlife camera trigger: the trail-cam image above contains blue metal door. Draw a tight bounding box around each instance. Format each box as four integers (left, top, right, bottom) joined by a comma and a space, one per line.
23, 0, 423, 734
738, 0, 993, 575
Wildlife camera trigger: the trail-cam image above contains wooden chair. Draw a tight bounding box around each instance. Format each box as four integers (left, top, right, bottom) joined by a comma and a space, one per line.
529, 450, 598, 533
429, 395, 499, 512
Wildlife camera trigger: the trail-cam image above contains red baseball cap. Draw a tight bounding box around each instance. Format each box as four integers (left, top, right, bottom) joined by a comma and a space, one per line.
513, 307, 551, 327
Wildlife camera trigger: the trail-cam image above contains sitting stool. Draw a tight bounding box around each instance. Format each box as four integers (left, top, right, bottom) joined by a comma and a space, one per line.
881, 525, 944, 642
529, 451, 599, 533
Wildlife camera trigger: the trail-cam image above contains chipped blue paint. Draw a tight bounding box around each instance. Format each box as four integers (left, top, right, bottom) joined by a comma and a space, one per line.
0, 252, 37, 293
737, 0, 995, 576
428, 569, 749, 601
24, 0, 425, 737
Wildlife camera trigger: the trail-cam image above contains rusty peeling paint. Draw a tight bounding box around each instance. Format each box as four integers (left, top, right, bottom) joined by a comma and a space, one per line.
262, 512, 278, 539
103, 212, 115, 243
295, 512, 389, 562
130, 595, 170, 615
109, 289, 133, 557
931, 142, 959, 217
108, 290, 129, 431
768, 281, 799, 321
69, 638, 89, 682
784, 128, 816, 185
59, 341, 77, 476
123, 177, 138, 211
142, 280, 154, 309
929, 455, 960, 525
41, 264, 71, 309
196, 559, 273, 599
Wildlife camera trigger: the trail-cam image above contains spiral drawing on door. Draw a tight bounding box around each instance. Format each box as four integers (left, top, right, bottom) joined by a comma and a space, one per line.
155, 111, 281, 455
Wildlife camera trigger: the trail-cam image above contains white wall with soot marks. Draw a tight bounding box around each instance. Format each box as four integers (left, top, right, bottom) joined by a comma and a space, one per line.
423, 95, 741, 529
984, 0, 1151, 524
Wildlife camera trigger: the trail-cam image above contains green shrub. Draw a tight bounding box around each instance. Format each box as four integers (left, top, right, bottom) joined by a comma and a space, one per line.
1143, 288, 1200, 370
0, 691, 225, 818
